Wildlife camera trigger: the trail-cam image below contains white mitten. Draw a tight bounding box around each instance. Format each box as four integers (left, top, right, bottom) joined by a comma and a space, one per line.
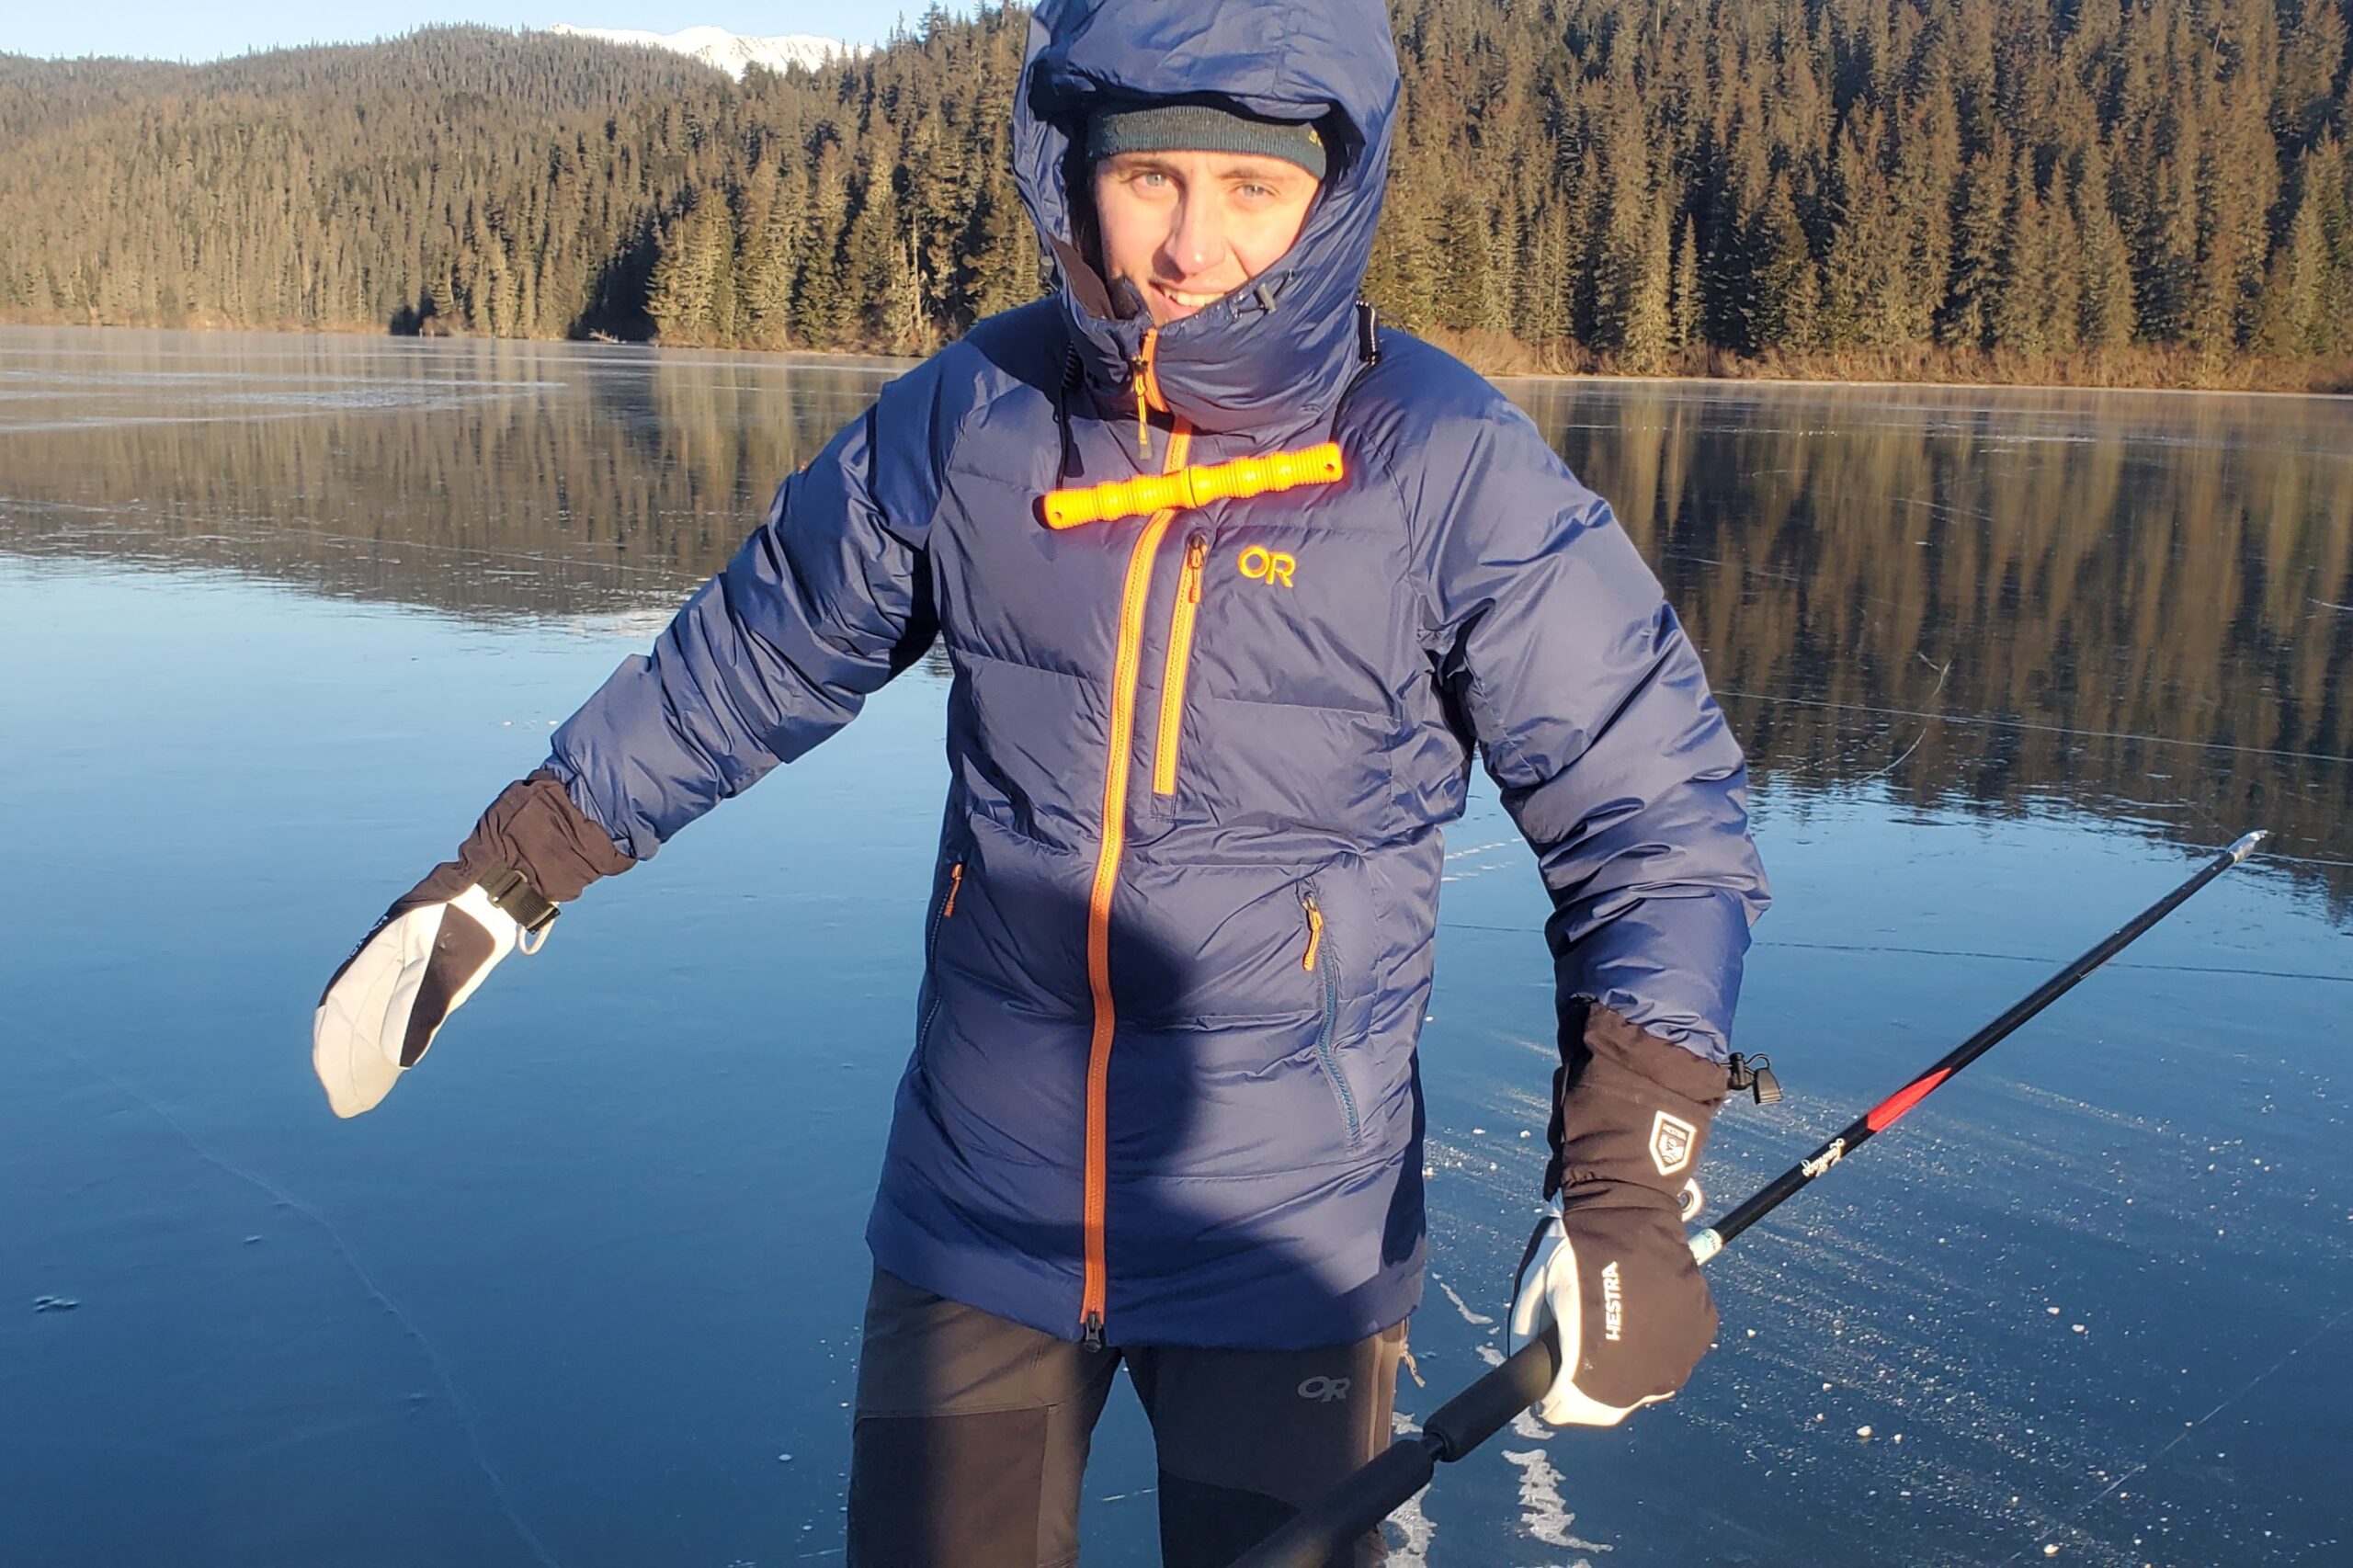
313, 881, 526, 1118
310, 770, 632, 1119
1506, 1191, 1715, 1426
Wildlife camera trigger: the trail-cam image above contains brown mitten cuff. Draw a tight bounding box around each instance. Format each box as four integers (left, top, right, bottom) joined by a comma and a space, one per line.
1544, 1000, 1730, 1201
323, 771, 636, 1009
453, 767, 636, 903
395, 768, 634, 911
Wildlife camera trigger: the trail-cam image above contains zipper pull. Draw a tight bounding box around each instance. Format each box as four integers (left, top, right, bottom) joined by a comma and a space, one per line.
1132, 327, 1161, 458
1081, 1311, 1106, 1352
1183, 534, 1207, 600
942, 861, 964, 919
1301, 892, 1324, 971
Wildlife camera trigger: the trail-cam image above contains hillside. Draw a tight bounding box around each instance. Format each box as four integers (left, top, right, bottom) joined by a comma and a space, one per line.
1, 2, 2347, 388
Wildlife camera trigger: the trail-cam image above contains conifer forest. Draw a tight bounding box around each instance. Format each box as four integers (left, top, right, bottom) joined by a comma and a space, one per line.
3, 0, 2349, 388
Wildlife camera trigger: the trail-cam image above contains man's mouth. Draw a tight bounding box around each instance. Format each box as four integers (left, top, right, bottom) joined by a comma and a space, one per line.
1152, 282, 1229, 317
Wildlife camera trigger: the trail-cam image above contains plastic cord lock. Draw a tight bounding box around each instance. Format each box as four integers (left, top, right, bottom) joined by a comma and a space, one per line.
1727, 1052, 1781, 1105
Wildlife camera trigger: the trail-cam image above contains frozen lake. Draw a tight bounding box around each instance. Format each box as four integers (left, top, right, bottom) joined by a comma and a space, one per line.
3, 326, 2347, 1566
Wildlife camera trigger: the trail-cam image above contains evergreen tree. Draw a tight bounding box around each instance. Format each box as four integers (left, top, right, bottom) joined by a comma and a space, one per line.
738, 168, 802, 350
2305, 134, 2353, 351
1821, 110, 1906, 348
1941, 144, 2011, 349
1620, 201, 1676, 372
2254, 174, 2336, 356
1993, 149, 2082, 356
1753, 174, 1820, 355
1670, 213, 1703, 353
963, 155, 1040, 322
646, 196, 731, 345
2074, 142, 2138, 350
1590, 103, 1665, 363
2277, 0, 2351, 149
793, 137, 854, 349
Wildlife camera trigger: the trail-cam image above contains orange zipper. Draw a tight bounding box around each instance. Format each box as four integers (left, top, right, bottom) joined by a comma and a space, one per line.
1300, 888, 1359, 1145
915, 860, 962, 1065
1153, 533, 1209, 796
1081, 415, 1193, 1348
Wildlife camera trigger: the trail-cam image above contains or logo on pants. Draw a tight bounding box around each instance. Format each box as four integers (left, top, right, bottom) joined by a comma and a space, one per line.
1296, 1375, 1351, 1403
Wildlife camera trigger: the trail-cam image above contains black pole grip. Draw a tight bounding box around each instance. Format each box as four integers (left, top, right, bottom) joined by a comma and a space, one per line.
1424, 1328, 1560, 1460
1230, 1438, 1438, 1568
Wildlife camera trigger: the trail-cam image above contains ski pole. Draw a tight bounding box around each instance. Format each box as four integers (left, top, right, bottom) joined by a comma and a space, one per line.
1233, 830, 2268, 1568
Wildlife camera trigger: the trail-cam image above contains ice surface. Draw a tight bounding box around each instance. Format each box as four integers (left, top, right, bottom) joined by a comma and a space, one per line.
3, 328, 2346, 1566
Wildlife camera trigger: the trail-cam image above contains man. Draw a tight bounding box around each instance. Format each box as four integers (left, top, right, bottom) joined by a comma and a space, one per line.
313, 1, 1768, 1562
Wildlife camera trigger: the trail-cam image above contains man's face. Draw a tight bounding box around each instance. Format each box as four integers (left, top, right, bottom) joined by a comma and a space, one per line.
1091, 150, 1320, 325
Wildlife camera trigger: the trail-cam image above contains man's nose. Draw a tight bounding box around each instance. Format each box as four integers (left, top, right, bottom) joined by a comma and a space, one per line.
1163, 193, 1224, 278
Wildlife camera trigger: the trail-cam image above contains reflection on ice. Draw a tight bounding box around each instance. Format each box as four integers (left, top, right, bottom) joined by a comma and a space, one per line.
4, 330, 2347, 918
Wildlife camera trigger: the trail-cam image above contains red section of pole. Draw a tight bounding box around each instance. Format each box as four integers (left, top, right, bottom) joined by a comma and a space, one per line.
1864, 1067, 1953, 1132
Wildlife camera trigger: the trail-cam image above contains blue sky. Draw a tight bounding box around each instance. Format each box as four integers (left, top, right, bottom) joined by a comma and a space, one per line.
6, 4, 939, 62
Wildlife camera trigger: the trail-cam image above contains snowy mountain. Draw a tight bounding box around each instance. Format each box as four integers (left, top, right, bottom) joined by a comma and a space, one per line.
546, 24, 855, 80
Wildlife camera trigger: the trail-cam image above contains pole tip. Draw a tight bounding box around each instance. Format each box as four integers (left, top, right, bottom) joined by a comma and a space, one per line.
2226, 829, 2268, 864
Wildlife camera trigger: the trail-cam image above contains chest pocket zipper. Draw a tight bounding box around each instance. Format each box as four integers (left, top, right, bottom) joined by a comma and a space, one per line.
1154, 532, 1210, 797
916, 861, 961, 1059
1301, 889, 1361, 1147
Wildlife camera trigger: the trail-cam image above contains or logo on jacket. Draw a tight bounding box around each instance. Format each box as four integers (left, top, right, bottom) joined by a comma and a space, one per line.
1235, 545, 1297, 587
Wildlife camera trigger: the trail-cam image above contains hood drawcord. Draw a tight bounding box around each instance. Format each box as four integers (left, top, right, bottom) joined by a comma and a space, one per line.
1329, 299, 1384, 438
1132, 326, 1165, 458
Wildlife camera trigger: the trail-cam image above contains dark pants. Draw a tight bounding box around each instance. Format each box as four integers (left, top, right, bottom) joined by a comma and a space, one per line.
847, 1269, 1405, 1568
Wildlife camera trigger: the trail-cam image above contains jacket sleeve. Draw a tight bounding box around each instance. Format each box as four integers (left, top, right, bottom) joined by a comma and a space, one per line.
1411, 403, 1768, 1063
545, 362, 948, 862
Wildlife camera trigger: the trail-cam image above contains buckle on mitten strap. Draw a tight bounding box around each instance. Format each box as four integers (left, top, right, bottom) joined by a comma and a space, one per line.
476, 865, 559, 949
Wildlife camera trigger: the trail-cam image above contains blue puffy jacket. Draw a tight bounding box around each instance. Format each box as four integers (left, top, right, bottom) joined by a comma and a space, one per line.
550, 0, 1768, 1350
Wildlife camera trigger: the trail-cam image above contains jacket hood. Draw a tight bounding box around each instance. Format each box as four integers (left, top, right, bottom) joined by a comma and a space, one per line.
1013, 0, 1400, 437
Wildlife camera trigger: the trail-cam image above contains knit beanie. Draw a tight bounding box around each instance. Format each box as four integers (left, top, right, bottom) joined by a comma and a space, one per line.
1086, 103, 1327, 181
